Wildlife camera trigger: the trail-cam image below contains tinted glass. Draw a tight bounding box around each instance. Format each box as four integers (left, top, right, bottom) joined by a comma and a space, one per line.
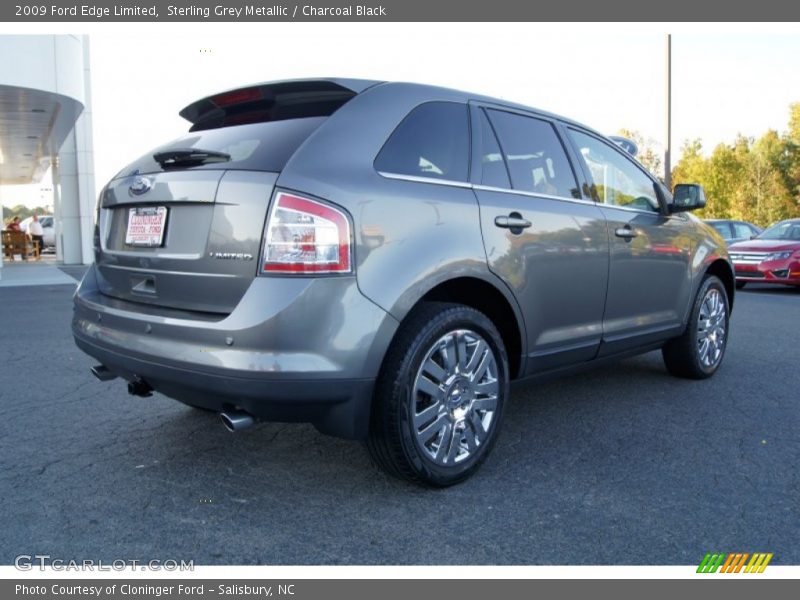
711, 222, 732, 239
732, 222, 754, 239
375, 102, 469, 182
759, 221, 800, 240
486, 109, 579, 198
568, 129, 660, 212
113, 117, 327, 179
478, 109, 511, 188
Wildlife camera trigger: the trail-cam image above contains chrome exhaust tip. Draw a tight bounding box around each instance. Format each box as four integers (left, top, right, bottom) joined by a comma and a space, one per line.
219, 410, 255, 432
90, 364, 117, 382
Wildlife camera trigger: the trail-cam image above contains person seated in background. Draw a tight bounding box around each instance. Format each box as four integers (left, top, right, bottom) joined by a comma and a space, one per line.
5, 216, 22, 231
28, 214, 44, 257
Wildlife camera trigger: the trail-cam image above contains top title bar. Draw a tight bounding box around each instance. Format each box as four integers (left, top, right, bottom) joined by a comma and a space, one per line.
3, 0, 800, 22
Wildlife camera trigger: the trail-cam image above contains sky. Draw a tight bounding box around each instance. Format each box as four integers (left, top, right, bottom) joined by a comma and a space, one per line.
6, 24, 800, 208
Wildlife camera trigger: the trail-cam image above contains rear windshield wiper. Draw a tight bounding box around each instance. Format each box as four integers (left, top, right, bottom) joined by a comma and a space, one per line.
153, 148, 231, 169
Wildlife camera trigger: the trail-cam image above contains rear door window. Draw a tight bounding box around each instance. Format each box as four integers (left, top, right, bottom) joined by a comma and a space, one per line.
477, 109, 511, 189
375, 102, 470, 183
485, 109, 580, 199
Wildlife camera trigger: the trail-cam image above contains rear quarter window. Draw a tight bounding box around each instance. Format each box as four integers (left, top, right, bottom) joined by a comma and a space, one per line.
374, 101, 470, 183
113, 117, 326, 179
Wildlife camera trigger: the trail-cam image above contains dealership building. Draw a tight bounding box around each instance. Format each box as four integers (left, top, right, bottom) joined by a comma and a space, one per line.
0, 34, 96, 274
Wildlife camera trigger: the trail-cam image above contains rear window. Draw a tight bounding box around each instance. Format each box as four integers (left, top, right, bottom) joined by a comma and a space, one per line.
374, 102, 469, 183
113, 117, 325, 179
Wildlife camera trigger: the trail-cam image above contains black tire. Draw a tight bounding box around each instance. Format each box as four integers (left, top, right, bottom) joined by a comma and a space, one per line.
735, 281, 746, 290
662, 275, 730, 379
366, 302, 509, 487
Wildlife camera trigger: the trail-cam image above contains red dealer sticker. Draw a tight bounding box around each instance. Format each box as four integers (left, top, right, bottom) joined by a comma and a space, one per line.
125, 206, 167, 247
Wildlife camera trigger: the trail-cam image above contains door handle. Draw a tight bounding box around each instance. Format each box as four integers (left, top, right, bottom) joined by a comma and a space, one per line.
495, 214, 532, 231
614, 226, 638, 240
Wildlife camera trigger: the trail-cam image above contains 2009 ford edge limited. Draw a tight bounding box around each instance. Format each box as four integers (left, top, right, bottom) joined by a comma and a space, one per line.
73, 78, 734, 485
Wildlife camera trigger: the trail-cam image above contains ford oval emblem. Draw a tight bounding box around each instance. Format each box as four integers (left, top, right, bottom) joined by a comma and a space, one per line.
129, 176, 153, 196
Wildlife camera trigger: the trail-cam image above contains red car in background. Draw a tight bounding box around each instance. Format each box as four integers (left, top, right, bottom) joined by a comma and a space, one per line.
729, 218, 800, 289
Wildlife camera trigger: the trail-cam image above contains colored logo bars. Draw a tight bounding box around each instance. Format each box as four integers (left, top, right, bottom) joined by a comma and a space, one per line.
697, 552, 773, 573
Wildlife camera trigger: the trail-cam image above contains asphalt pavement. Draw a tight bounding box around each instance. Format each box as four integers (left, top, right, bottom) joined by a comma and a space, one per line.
1, 279, 798, 565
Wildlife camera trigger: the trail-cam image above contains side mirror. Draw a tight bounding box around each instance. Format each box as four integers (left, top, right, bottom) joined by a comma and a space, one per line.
670, 183, 706, 213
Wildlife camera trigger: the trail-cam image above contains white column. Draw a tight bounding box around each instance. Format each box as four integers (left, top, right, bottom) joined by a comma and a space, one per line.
55, 35, 96, 266
0, 186, 5, 275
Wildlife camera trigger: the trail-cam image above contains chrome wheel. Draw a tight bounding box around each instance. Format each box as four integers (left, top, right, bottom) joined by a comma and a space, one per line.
697, 288, 726, 368
411, 329, 499, 467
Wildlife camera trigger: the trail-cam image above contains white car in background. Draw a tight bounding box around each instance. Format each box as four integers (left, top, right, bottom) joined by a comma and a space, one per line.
19, 215, 56, 251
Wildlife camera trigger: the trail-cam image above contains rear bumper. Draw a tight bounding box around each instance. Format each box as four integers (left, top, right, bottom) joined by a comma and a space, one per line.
734, 261, 800, 285
72, 264, 399, 439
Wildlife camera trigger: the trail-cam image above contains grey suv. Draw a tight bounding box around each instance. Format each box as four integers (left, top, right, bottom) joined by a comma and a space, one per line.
73, 79, 734, 485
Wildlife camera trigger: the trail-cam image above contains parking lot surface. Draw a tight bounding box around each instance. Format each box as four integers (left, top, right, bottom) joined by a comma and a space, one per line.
1, 279, 798, 565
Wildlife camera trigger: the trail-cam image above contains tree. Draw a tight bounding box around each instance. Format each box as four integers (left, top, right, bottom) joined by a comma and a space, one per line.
785, 103, 800, 210
3, 204, 34, 222
617, 128, 663, 179
671, 103, 800, 226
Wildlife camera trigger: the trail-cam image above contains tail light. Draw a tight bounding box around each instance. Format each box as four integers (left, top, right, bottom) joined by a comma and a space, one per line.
210, 87, 263, 108
261, 192, 352, 274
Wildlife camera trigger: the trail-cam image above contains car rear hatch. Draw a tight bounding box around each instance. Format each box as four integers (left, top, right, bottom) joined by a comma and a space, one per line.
94, 78, 379, 315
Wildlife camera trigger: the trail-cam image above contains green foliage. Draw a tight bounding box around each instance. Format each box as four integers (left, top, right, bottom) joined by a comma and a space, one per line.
617, 128, 663, 178
3, 204, 44, 222
671, 105, 800, 226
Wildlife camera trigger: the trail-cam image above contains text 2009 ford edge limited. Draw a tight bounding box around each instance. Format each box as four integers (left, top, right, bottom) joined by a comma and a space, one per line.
73, 78, 734, 485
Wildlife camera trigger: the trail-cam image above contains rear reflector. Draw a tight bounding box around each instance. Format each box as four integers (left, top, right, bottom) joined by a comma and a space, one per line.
262, 192, 352, 274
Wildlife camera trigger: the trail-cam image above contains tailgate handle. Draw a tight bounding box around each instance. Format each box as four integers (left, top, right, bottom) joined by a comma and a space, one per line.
131, 276, 157, 295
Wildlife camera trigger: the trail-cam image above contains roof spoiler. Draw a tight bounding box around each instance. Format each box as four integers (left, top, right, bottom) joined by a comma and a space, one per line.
179, 78, 382, 131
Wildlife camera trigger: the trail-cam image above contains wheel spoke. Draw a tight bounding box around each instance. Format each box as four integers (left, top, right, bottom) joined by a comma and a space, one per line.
433, 422, 453, 462
440, 335, 457, 372
445, 425, 461, 463
698, 339, 709, 364
474, 379, 498, 398
416, 375, 444, 401
456, 332, 468, 372
468, 410, 486, 439
418, 412, 448, 445
422, 357, 447, 384
414, 400, 443, 430
472, 350, 492, 383
472, 395, 498, 413
463, 424, 478, 452
464, 339, 487, 374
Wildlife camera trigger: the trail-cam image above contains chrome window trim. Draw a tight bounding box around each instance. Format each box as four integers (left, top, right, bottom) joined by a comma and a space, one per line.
471, 184, 594, 206
377, 171, 473, 189
379, 172, 669, 216
598, 202, 664, 216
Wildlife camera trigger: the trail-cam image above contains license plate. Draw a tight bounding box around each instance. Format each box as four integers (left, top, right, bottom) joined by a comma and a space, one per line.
125, 206, 167, 247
